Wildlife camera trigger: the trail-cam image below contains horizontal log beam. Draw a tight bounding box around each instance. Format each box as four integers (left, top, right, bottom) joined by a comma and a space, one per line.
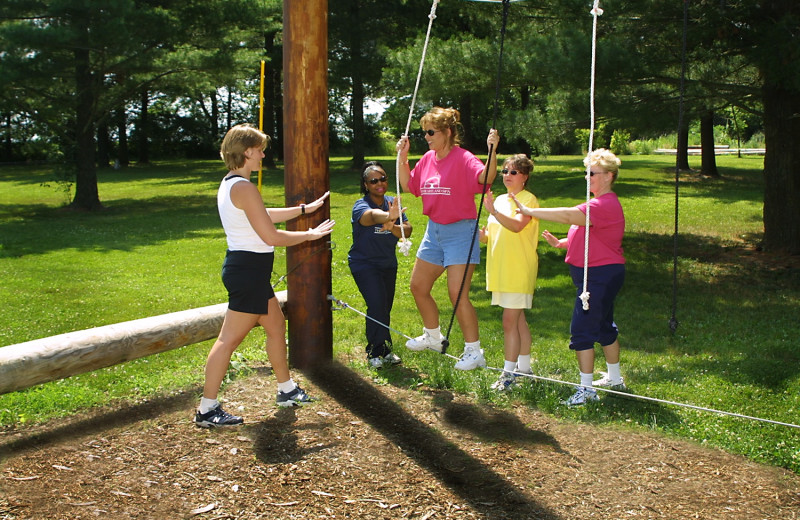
0, 291, 287, 395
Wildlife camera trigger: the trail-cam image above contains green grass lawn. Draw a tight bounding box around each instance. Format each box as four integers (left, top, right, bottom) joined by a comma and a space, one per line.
1, 153, 798, 473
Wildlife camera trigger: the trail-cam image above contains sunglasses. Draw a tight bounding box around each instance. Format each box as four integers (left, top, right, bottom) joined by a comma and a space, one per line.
501, 169, 521, 175
367, 176, 388, 184
423, 129, 438, 136
589, 170, 606, 176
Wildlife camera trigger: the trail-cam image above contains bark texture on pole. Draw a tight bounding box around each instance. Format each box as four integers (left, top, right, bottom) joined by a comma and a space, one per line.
283, 0, 332, 369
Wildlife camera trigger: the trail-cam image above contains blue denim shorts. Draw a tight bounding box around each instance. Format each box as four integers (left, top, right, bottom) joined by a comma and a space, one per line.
417, 219, 480, 267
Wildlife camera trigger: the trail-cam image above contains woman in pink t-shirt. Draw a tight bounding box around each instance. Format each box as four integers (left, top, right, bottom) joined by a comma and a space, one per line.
396, 107, 500, 370
512, 149, 627, 406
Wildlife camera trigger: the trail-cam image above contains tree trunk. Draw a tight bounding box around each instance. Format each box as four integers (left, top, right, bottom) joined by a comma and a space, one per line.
138, 89, 150, 165
459, 95, 473, 151
210, 90, 219, 143
762, 82, 800, 254
70, 21, 101, 211
3, 113, 11, 160
519, 86, 532, 156
117, 107, 129, 168
676, 116, 690, 171
97, 122, 110, 168
349, 0, 365, 168
263, 31, 278, 169
700, 109, 719, 178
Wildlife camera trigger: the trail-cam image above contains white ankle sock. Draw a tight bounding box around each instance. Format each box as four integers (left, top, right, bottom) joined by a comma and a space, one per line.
464, 340, 480, 350
199, 397, 219, 414
516, 354, 531, 372
606, 362, 621, 383
580, 372, 594, 388
277, 379, 297, 394
504, 360, 517, 373
423, 326, 441, 339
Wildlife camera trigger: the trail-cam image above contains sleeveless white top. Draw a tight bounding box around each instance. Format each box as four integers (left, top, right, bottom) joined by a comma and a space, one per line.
217, 176, 274, 253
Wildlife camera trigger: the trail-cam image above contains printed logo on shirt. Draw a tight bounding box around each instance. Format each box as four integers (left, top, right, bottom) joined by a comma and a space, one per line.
420, 173, 450, 196
373, 226, 393, 235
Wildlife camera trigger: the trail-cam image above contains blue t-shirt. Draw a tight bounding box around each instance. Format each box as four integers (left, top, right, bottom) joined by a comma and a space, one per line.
348, 195, 407, 272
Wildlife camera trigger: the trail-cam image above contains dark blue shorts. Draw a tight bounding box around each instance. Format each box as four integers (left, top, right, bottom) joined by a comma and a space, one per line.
222, 250, 275, 314
568, 263, 625, 351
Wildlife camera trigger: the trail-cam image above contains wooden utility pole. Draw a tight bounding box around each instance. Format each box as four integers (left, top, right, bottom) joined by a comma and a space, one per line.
283, 0, 332, 368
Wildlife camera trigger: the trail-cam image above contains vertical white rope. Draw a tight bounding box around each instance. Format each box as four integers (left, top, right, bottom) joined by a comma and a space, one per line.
580, 0, 603, 311
394, 0, 440, 256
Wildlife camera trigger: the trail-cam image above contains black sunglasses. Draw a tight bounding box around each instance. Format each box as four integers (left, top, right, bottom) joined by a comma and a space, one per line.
367, 175, 388, 184
423, 129, 437, 136
589, 170, 605, 176
501, 169, 521, 175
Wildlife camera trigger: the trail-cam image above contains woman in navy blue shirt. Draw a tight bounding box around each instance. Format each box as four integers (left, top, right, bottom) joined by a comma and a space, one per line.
348, 161, 413, 368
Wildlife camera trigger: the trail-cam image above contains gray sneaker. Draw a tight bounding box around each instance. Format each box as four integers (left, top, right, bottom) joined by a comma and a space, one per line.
491, 371, 517, 391
276, 386, 315, 407
194, 405, 243, 428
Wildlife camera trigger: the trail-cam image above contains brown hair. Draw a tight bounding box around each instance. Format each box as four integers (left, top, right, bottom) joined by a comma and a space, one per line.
503, 154, 534, 187
419, 106, 462, 147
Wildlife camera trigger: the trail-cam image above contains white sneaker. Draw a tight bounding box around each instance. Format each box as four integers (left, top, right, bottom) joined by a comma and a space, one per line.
453, 346, 486, 371
405, 331, 444, 352
593, 372, 628, 391
564, 386, 599, 406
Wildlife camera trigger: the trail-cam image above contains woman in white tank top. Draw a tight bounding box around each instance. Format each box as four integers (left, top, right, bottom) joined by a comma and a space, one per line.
194, 124, 335, 428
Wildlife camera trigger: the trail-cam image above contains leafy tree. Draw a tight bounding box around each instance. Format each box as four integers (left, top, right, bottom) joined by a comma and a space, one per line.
0, 0, 270, 210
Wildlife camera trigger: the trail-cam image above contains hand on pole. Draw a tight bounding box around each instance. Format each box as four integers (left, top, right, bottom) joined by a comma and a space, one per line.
307, 219, 335, 240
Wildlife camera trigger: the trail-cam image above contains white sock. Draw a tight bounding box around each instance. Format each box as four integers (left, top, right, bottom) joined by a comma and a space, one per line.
580, 371, 594, 388
277, 378, 297, 394
199, 397, 219, 414
516, 354, 531, 373
606, 362, 622, 383
504, 360, 517, 373
423, 326, 442, 339
464, 340, 481, 351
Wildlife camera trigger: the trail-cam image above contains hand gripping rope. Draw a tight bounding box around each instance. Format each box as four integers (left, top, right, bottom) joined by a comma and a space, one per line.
394, 0, 441, 256
580, 0, 604, 311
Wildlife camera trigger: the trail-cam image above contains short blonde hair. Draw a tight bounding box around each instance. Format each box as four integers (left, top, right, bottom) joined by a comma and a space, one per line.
220, 124, 270, 171
584, 148, 621, 182
420, 106, 462, 147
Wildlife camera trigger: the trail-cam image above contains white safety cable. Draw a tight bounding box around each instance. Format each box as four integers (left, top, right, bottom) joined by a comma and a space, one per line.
394, 0, 440, 256
580, 0, 603, 310
329, 294, 800, 430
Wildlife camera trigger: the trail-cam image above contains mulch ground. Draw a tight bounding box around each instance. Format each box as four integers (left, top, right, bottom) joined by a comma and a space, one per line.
1, 361, 799, 520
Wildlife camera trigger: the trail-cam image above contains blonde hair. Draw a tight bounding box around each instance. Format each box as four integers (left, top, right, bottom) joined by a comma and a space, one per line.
584, 148, 621, 182
419, 106, 462, 147
220, 124, 270, 171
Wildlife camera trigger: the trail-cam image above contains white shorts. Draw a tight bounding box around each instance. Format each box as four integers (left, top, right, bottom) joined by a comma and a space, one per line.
491, 292, 533, 309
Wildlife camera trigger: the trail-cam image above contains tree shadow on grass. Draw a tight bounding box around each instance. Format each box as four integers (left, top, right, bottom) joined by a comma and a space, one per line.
301, 360, 563, 520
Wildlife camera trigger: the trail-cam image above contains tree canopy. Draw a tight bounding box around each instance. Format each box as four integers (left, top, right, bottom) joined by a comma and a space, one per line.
1, 0, 797, 252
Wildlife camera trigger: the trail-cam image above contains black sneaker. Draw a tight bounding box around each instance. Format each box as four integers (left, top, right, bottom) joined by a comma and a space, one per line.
194, 405, 243, 428
276, 385, 315, 407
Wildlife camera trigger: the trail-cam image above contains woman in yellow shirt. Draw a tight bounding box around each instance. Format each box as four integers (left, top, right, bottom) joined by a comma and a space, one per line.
480, 154, 540, 391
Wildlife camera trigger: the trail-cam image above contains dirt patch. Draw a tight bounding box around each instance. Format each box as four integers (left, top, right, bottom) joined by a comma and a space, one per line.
2, 362, 798, 519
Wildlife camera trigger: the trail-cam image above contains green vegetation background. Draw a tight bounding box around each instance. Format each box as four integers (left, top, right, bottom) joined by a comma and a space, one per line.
1, 154, 798, 473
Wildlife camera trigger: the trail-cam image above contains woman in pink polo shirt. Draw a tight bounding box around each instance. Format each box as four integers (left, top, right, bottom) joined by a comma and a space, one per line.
512, 148, 627, 406
396, 107, 499, 371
